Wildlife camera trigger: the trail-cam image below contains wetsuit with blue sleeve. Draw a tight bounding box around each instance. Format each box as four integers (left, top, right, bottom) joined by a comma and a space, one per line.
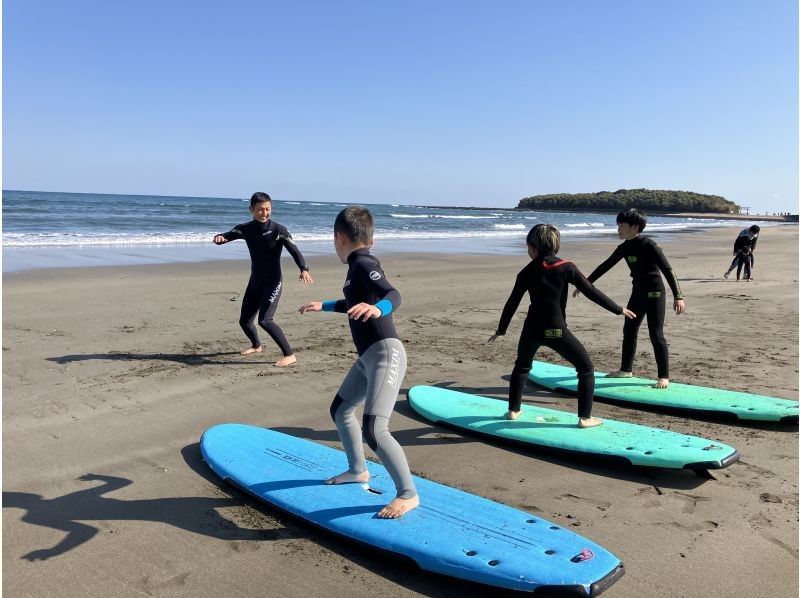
586, 235, 682, 379
220, 219, 309, 356
322, 248, 415, 500
496, 256, 623, 417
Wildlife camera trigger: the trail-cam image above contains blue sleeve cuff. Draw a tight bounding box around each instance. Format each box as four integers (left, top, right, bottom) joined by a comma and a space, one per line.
375, 299, 393, 316
322, 300, 338, 312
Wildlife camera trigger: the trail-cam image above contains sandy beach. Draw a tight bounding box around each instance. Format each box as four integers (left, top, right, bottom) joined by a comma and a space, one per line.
3, 225, 797, 597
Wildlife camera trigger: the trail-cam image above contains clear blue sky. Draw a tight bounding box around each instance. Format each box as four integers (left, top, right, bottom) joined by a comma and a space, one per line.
3, 0, 798, 212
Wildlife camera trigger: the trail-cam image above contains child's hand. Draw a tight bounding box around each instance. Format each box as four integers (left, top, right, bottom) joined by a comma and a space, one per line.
213, 235, 227, 245
572, 289, 581, 298
298, 301, 322, 314
347, 303, 381, 321
299, 271, 314, 284
673, 299, 686, 315
622, 308, 636, 319
488, 333, 500, 343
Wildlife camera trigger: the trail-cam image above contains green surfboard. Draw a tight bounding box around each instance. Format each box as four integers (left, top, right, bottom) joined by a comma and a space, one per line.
528, 361, 798, 423
407, 386, 739, 471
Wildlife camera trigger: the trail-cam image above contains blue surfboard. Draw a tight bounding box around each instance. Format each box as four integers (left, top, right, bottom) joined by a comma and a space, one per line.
201, 424, 625, 595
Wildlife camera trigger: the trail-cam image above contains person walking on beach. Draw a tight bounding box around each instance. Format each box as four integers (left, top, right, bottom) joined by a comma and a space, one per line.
724, 225, 760, 279
213, 192, 313, 367
574, 208, 685, 389
298, 206, 418, 518
489, 224, 635, 427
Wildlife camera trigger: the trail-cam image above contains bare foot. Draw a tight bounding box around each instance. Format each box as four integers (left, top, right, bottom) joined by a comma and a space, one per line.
655, 378, 669, 389
723, 272, 730, 279
505, 410, 521, 420
325, 470, 370, 485
241, 346, 263, 355
605, 370, 633, 378
275, 354, 297, 367
377, 495, 420, 519
578, 416, 603, 428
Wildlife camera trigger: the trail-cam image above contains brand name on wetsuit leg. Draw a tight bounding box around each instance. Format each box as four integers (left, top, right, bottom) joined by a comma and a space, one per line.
544, 329, 563, 338
647, 291, 662, 298
268, 282, 282, 303
387, 348, 401, 388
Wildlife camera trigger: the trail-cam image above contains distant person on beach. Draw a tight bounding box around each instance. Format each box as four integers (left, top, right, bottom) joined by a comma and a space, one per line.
724, 225, 760, 280
735, 245, 754, 281
574, 208, 685, 389
213, 192, 313, 367
489, 224, 635, 428
298, 206, 418, 518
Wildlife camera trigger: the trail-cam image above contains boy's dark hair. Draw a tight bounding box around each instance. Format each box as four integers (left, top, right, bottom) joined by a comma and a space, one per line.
526, 224, 560, 256
616, 208, 647, 232
749, 225, 760, 234
250, 192, 272, 207
334, 206, 374, 245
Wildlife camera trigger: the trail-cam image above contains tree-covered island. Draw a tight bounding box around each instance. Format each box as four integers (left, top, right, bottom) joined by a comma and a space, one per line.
517, 189, 739, 214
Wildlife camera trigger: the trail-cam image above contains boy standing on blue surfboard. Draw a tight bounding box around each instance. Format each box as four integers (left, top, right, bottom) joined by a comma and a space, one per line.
490, 224, 635, 427
299, 206, 418, 519
574, 208, 686, 388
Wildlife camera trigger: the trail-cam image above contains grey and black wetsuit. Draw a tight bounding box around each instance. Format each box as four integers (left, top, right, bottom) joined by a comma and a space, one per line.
322, 248, 415, 500
496, 256, 623, 418
726, 228, 759, 274
587, 235, 683, 379
220, 219, 308, 356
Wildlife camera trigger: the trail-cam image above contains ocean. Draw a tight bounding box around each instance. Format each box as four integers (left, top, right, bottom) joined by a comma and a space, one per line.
2, 190, 756, 272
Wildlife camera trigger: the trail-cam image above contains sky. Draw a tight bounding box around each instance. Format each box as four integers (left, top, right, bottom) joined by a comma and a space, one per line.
3, 0, 798, 212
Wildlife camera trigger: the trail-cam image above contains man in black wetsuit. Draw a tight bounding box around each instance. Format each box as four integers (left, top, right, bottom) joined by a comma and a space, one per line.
490, 224, 635, 428
575, 208, 685, 388
213, 192, 313, 367
724, 225, 760, 279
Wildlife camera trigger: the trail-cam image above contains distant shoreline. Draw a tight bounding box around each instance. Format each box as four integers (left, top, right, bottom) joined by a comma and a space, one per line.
418, 205, 798, 222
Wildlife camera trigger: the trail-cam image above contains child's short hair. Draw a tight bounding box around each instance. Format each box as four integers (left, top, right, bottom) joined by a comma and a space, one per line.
749, 225, 760, 234
526, 224, 560, 256
616, 208, 647, 232
334, 206, 374, 245
250, 192, 272, 207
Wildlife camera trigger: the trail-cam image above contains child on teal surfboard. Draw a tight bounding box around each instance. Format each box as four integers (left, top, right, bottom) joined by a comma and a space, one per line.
574, 208, 686, 389
298, 206, 418, 519
489, 224, 636, 428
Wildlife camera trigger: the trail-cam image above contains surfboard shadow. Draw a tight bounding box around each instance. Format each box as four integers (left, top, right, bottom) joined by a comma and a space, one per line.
46, 352, 258, 366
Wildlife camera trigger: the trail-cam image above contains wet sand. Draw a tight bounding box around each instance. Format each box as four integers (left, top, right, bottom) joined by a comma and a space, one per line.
3, 226, 797, 597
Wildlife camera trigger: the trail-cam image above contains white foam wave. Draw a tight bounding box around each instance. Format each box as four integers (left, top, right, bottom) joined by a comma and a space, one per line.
390, 213, 498, 220
494, 224, 526, 230
564, 223, 605, 228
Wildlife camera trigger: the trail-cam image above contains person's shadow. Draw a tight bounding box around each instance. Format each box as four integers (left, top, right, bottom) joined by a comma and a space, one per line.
3, 447, 291, 562
47, 351, 256, 367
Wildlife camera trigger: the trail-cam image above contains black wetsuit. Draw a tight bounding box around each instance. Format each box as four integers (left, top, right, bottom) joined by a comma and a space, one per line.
736, 252, 753, 280
496, 256, 623, 417
220, 219, 308, 355
587, 235, 683, 379
322, 248, 401, 355
727, 229, 758, 274
322, 248, 415, 500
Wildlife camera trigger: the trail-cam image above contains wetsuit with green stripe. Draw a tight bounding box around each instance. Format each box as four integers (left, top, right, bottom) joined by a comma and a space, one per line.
586, 235, 683, 379
496, 256, 623, 417
220, 219, 308, 355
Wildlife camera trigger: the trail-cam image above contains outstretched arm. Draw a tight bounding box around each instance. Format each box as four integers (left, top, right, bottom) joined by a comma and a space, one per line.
213, 226, 244, 245
570, 266, 624, 315
278, 227, 313, 283
492, 273, 527, 339
575, 245, 624, 298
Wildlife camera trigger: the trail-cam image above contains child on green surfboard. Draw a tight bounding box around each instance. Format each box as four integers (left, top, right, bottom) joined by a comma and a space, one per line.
489, 224, 636, 427
574, 208, 686, 389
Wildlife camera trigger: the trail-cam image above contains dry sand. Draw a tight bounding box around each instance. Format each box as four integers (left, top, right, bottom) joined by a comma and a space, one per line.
3, 226, 798, 597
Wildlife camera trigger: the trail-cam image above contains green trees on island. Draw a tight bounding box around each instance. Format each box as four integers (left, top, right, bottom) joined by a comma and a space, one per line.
517, 189, 739, 214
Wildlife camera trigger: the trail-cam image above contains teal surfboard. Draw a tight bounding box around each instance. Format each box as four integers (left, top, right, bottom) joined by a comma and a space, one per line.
528, 361, 799, 423
201, 424, 624, 595
407, 386, 739, 471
